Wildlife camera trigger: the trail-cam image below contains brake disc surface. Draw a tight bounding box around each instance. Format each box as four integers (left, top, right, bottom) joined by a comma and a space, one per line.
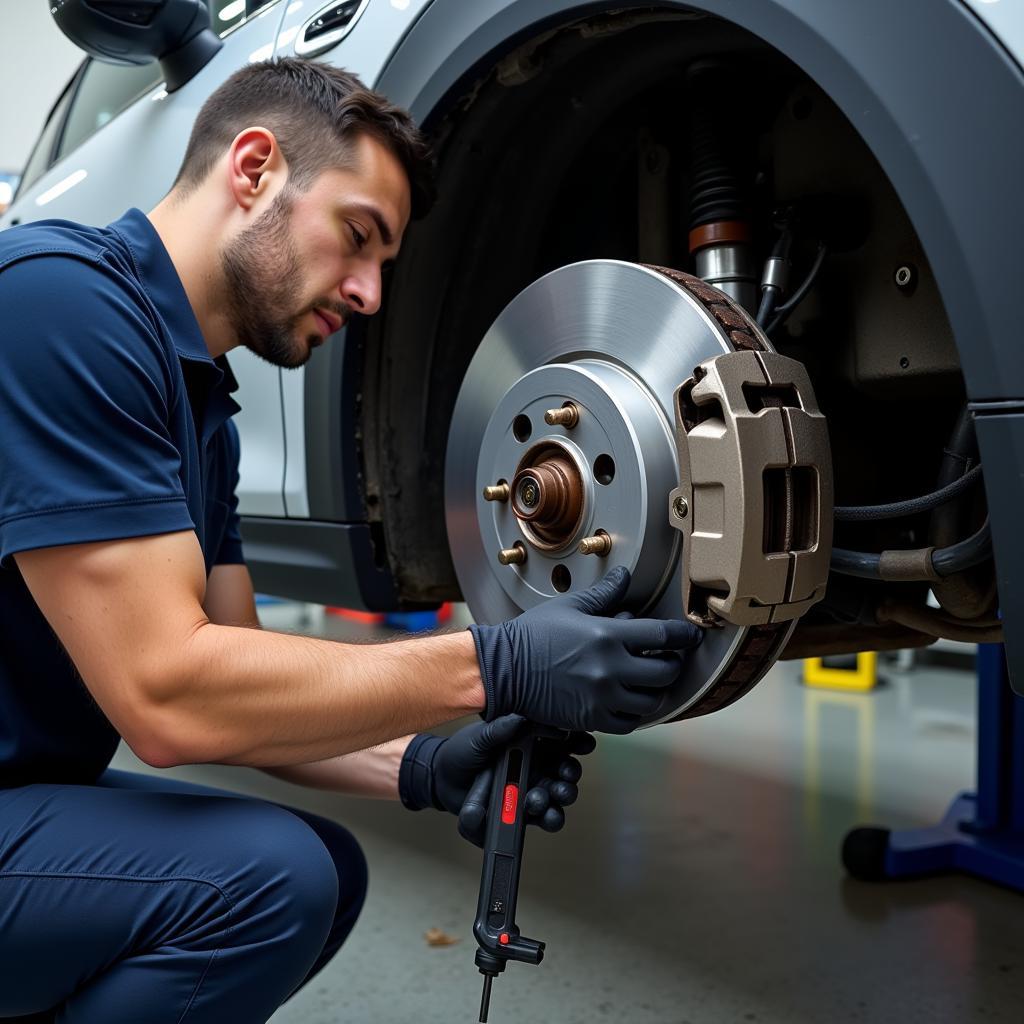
445, 260, 797, 722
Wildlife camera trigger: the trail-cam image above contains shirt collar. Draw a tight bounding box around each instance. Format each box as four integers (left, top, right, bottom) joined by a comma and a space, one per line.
111, 208, 214, 365
111, 208, 240, 434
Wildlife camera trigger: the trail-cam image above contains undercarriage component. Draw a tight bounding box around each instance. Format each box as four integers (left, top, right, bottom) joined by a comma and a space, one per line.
876, 601, 1002, 644
830, 518, 993, 582
669, 349, 832, 627
446, 260, 832, 722
929, 407, 997, 619
686, 61, 757, 312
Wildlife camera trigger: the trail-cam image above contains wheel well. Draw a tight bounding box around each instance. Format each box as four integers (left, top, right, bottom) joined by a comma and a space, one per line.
362, 8, 965, 617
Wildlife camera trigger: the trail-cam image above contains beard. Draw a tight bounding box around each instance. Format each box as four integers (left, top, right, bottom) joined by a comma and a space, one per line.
219, 189, 344, 369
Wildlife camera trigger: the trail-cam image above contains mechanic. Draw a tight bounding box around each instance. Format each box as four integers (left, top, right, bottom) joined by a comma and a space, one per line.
0, 59, 701, 1022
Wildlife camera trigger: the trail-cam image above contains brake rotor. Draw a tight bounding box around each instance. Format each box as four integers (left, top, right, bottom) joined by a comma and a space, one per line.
446, 260, 806, 722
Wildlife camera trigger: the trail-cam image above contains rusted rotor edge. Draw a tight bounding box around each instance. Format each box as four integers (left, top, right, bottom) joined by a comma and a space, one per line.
643, 263, 794, 720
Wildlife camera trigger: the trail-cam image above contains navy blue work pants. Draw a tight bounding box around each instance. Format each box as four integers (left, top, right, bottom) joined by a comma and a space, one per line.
0, 768, 368, 1023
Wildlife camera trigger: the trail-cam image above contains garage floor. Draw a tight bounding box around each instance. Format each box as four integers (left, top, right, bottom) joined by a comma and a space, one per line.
112, 609, 1024, 1024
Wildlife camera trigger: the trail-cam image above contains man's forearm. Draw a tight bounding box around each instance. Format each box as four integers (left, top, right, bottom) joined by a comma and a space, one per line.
144, 625, 484, 768
261, 735, 413, 800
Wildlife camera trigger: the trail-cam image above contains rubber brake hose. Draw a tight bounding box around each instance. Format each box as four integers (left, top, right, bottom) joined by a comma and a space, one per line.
931, 518, 992, 576
834, 464, 983, 522
830, 519, 992, 581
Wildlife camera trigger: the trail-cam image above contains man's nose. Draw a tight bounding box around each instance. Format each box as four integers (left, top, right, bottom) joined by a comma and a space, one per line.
340, 270, 381, 317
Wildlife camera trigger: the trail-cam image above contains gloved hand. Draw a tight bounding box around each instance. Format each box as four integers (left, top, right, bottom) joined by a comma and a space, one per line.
399, 713, 596, 847
470, 565, 703, 734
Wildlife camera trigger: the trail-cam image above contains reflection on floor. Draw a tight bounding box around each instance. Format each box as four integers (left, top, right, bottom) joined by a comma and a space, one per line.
112, 607, 1024, 1023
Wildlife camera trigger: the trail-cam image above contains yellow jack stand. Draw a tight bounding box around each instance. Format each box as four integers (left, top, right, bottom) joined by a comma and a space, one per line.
803, 652, 878, 692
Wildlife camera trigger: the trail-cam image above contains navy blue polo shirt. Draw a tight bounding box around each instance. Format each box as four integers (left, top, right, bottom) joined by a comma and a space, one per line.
0, 208, 244, 786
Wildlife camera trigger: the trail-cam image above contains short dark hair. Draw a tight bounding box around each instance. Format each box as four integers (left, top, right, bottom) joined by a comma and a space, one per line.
172, 58, 435, 217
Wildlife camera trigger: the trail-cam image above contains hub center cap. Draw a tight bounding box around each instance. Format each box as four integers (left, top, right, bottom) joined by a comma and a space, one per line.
511, 443, 585, 548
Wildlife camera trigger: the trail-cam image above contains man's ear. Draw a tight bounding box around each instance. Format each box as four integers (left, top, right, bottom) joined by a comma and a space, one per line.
226, 127, 286, 211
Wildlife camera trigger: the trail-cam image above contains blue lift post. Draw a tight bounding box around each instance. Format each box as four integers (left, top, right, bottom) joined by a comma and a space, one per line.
842, 643, 1024, 891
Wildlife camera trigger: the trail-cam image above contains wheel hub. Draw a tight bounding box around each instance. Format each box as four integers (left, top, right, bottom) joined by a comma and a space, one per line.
467, 354, 681, 609
510, 442, 584, 548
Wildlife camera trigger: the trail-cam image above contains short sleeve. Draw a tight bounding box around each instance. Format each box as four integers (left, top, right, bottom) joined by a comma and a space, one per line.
0, 254, 195, 566
213, 419, 245, 566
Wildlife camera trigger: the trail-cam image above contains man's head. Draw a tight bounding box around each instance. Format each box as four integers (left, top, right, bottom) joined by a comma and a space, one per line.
169, 58, 433, 368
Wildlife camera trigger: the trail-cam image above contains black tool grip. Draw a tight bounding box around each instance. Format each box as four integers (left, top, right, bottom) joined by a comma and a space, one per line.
472, 729, 548, 967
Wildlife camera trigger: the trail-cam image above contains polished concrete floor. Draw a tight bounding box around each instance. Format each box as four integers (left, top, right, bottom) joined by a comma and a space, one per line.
112, 609, 1024, 1023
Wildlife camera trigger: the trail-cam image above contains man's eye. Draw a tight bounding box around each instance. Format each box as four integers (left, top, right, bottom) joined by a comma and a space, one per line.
349, 224, 366, 248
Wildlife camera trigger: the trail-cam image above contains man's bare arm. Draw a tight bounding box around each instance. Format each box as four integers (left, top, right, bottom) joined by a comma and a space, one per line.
202, 562, 260, 627
261, 739, 411, 800
15, 531, 485, 770
203, 559, 413, 799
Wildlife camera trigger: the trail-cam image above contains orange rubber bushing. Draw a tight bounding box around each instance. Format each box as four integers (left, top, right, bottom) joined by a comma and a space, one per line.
688, 220, 752, 254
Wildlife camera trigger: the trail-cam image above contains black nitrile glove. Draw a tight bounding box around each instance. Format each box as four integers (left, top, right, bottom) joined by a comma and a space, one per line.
470, 565, 703, 734
399, 713, 596, 847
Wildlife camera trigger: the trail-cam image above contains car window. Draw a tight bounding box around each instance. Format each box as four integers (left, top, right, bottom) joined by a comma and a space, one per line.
17, 68, 82, 197
54, 2, 283, 164
56, 60, 165, 162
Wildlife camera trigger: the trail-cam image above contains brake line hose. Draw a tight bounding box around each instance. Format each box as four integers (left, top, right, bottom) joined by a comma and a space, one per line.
830, 519, 992, 581
932, 518, 993, 576
764, 242, 827, 336
834, 464, 984, 522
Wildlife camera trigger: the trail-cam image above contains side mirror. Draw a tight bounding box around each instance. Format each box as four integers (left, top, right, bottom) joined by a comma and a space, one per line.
50, 0, 223, 93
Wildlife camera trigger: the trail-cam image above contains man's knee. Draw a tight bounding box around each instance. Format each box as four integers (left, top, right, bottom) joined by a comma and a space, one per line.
279, 816, 368, 994
222, 802, 341, 963
318, 817, 368, 921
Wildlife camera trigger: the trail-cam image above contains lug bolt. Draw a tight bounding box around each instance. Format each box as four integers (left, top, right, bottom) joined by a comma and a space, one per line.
544, 403, 580, 428
498, 543, 527, 566
483, 483, 510, 502
578, 532, 612, 556
672, 496, 689, 520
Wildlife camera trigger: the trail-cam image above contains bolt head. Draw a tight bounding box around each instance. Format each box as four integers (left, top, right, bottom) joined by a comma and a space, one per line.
894, 264, 915, 289
673, 496, 689, 520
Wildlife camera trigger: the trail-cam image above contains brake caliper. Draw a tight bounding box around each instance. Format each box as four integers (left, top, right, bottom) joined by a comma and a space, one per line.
669, 349, 833, 628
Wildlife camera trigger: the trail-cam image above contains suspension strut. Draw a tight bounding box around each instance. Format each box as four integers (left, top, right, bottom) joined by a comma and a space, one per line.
686, 60, 757, 313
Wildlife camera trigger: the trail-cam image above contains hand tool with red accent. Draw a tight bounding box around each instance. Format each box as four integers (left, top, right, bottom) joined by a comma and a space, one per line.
472, 727, 555, 1022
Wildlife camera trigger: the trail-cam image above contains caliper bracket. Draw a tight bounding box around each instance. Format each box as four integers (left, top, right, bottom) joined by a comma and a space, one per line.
669, 349, 833, 627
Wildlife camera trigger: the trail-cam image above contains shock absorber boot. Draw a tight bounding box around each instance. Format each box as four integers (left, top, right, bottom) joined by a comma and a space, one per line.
686, 61, 757, 312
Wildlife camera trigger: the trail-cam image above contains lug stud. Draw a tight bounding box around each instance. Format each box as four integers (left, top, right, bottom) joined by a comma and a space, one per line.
498, 543, 527, 566
544, 403, 580, 428
578, 532, 612, 556
483, 483, 510, 502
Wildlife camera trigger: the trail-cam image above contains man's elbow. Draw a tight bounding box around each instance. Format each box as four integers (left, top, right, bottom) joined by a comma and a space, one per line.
118, 696, 200, 769
128, 734, 187, 770
117, 633, 219, 768
122, 710, 231, 769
